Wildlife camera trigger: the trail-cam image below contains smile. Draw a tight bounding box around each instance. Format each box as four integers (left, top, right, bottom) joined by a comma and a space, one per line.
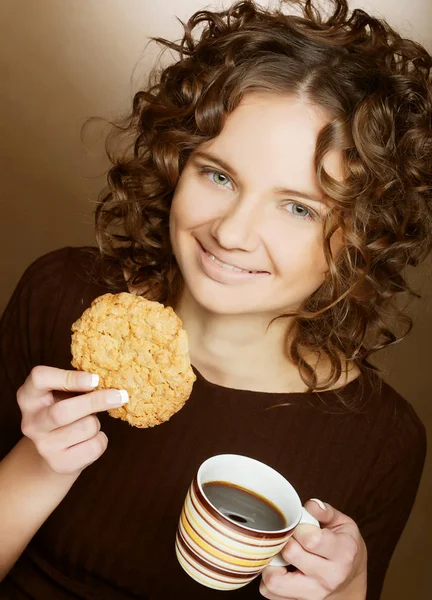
205, 251, 263, 274
196, 240, 270, 284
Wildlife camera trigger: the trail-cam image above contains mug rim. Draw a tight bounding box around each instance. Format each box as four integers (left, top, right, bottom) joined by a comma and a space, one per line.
196, 453, 302, 536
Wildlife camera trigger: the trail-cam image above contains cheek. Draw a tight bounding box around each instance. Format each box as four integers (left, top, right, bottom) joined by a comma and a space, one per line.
268, 224, 327, 281
171, 178, 221, 231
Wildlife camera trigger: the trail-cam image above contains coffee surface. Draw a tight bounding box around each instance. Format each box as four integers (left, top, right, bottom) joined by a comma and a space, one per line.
202, 481, 286, 531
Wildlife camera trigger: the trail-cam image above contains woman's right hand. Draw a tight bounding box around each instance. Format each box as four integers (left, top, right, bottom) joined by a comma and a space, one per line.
17, 366, 129, 476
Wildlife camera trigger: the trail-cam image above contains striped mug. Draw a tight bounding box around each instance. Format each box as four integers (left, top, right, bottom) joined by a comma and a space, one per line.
175, 454, 320, 591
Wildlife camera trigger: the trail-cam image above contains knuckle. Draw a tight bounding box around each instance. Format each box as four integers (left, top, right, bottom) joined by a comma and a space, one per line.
282, 539, 299, 562
89, 432, 108, 459
48, 402, 68, 428
16, 386, 26, 410
261, 567, 273, 586
339, 536, 359, 566
346, 537, 360, 561
258, 581, 271, 599
80, 415, 100, 438
90, 415, 101, 436
322, 566, 345, 591
30, 365, 46, 388
49, 456, 71, 475
65, 369, 75, 390
262, 572, 280, 594
58, 463, 78, 475
64, 433, 108, 474
304, 532, 321, 550
50, 447, 82, 475
34, 437, 52, 459
98, 432, 108, 452
20, 419, 34, 438
94, 417, 102, 435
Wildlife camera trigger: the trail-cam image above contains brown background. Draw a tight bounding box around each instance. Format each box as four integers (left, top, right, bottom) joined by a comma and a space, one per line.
0, 1, 430, 598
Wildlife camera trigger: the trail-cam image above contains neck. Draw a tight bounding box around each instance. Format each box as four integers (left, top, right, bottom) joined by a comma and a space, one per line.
175, 289, 306, 393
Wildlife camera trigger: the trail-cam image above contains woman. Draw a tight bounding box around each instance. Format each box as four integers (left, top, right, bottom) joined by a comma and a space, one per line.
0, 0, 430, 598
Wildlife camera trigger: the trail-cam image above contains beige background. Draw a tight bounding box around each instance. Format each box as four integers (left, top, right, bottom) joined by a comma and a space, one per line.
0, 1, 430, 597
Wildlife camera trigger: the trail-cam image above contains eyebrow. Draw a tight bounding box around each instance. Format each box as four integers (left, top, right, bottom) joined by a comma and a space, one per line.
192, 150, 326, 205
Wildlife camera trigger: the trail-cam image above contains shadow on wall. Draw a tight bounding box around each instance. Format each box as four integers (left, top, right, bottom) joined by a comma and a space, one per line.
373, 259, 432, 600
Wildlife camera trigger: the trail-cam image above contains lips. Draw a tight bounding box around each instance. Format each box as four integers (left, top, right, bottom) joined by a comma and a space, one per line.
198, 241, 268, 274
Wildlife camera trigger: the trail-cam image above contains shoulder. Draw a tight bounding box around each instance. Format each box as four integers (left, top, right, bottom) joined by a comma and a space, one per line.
18, 246, 125, 294
1, 247, 127, 372
21, 246, 102, 278
353, 373, 427, 472
17, 246, 93, 288
376, 378, 426, 467
15, 246, 72, 288
348, 376, 427, 538
2, 247, 75, 321
328, 370, 426, 467
2, 246, 127, 338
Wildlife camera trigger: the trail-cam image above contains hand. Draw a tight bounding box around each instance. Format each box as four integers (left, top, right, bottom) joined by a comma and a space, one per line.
17, 366, 129, 476
260, 499, 367, 600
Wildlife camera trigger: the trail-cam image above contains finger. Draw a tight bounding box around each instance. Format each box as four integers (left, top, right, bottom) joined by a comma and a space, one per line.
40, 388, 129, 432
259, 580, 296, 600
261, 567, 320, 599
281, 534, 328, 576
304, 499, 356, 529
302, 500, 361, 560
262, 566, 286, 581
18, 366, 100, 413
35, 416, 101, 457
292, 524, 360, 563
260, 568, 294, 600
52, 431, 109, 474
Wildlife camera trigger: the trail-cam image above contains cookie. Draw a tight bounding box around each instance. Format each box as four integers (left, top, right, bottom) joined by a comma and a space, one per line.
71, 292, 196, 428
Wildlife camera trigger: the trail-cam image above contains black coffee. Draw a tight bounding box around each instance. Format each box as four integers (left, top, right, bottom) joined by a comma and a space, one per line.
202, 481, 286, 532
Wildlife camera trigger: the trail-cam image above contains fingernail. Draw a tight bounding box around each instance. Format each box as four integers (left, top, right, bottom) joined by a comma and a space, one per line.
310, 498, 326, 510
108, 390, 129, 405
79, 373, 99, 388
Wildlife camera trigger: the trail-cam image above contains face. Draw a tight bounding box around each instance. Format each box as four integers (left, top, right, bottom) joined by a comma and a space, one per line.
169, 93, 342, 317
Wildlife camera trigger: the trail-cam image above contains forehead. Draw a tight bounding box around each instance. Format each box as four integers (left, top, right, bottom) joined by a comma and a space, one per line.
199, 92, 343, 190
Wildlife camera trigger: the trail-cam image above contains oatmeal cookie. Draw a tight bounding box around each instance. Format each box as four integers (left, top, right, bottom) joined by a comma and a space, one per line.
71, 292, 195, 428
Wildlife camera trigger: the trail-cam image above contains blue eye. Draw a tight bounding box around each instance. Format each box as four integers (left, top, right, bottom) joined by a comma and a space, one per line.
285, 202, 314, 220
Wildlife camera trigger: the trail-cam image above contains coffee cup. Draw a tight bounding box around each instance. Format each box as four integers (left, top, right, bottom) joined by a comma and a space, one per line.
175, 453, 319, 590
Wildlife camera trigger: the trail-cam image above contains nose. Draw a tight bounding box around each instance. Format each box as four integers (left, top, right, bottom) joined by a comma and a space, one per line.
210, 195, 261, 252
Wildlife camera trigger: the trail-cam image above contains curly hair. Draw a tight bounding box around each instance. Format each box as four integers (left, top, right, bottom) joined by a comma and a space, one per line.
95, 0, 432, 391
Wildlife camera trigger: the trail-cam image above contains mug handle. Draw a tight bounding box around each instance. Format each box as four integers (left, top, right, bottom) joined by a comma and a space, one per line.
269, 507, 320, 567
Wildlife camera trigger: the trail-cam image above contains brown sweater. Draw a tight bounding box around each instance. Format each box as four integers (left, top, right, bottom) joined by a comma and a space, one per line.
0, 247, 426, 600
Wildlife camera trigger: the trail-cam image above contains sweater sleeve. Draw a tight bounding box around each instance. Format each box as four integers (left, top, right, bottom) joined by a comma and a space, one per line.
356, 398, 427, 600
0, 248, 70, 460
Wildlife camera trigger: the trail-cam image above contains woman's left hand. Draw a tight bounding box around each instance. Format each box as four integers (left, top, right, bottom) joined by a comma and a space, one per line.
260, 499, 367, 600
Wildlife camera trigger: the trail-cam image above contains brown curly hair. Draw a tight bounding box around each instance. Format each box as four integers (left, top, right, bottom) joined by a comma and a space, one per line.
95, 0, 432, 391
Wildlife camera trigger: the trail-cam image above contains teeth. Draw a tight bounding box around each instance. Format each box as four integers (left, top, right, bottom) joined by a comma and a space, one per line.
207, 252, 255, 273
